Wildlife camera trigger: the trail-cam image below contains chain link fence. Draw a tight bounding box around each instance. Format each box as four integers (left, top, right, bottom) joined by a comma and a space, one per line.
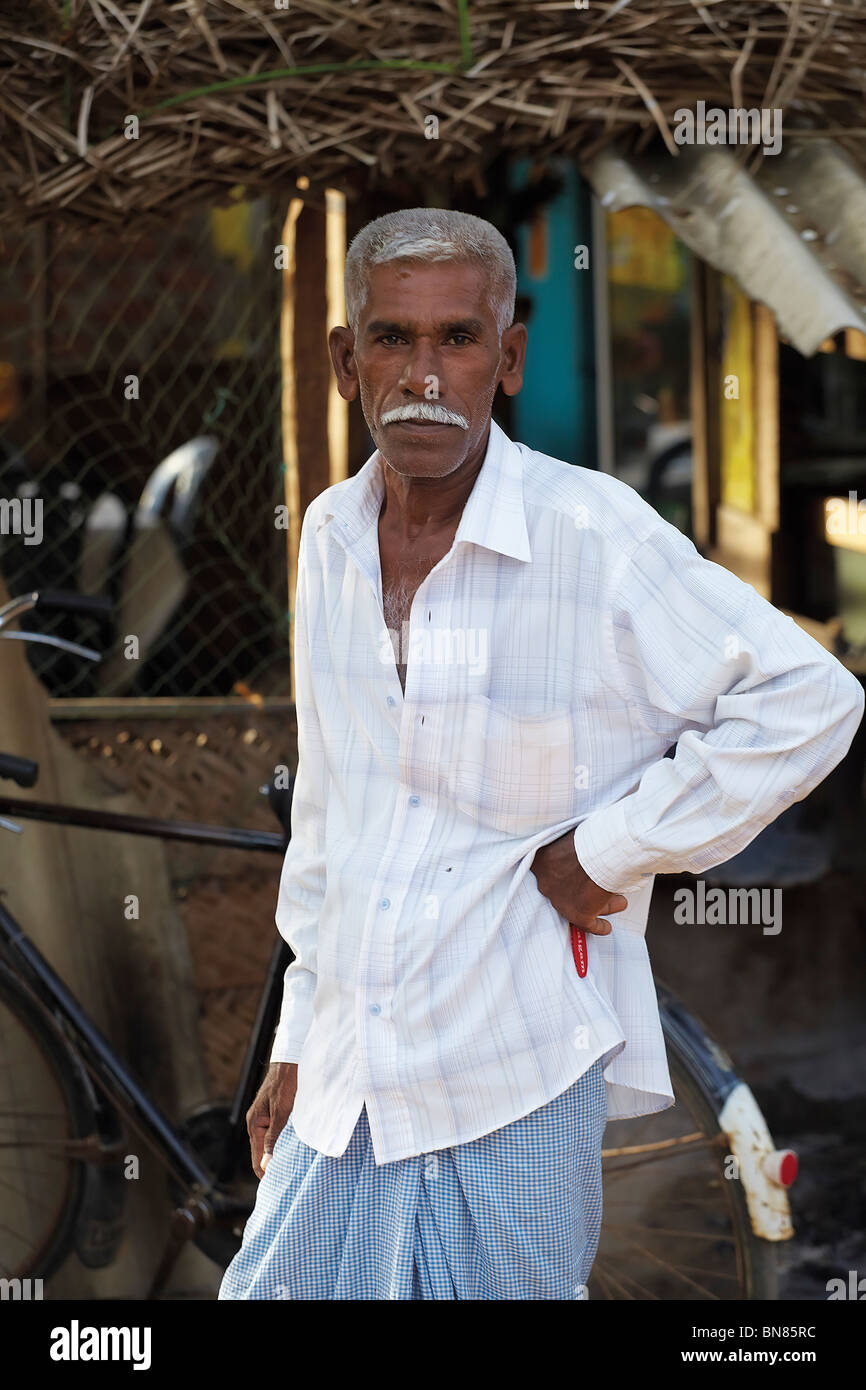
0, 192, 290, 700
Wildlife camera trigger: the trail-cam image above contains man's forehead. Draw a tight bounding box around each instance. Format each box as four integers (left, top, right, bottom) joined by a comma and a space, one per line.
361, 261, 496, 330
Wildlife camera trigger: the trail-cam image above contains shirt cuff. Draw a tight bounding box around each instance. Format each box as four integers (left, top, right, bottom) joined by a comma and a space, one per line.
269, 1015, 311, 1066
573, 800, 655, 895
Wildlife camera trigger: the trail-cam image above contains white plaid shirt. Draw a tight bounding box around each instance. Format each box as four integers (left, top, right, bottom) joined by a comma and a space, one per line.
270, 418, 863, 1163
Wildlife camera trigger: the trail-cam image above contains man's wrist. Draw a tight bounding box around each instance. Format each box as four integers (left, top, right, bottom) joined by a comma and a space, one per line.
573, 804, 652, 895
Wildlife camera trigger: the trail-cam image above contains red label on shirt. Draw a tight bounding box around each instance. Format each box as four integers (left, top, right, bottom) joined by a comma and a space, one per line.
570, 923, 588, 977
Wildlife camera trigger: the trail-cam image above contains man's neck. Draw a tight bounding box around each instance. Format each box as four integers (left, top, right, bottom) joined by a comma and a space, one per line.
378, 420, 490, 540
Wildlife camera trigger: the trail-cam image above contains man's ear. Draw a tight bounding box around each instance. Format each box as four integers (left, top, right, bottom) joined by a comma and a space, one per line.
498, 322, 527, 398
329, 325, 359, 402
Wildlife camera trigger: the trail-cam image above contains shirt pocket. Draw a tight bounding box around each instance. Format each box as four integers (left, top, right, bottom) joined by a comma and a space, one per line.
449, 695, 576, 834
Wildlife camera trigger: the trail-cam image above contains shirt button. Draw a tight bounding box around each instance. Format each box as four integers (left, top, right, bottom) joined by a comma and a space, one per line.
386, 696, 396, 707
409, 795, 420, 806
369, 1004, 381, 1016
379, 897, 390, 909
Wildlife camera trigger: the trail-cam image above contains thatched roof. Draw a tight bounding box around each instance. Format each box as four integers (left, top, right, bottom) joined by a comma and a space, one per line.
1, 0, 864, 232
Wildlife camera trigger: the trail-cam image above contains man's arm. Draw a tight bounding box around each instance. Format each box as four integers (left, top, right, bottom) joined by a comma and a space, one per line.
573, 522, 864, 895
269, 512, 329, 1063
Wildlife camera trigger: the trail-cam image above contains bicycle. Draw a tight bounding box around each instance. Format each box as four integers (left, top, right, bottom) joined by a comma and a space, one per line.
0, 588, 797, 1299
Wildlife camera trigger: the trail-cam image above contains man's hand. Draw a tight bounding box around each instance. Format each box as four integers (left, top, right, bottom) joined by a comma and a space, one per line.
247, 1062, 298, 1179
530, 829, 627, 934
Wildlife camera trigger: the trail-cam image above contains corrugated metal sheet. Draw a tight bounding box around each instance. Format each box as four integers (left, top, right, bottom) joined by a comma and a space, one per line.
584, 138, 866, 356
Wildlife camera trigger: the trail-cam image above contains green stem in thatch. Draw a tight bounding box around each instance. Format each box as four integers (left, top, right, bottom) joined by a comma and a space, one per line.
139, 59, 463, 117
455, 0, 475, 71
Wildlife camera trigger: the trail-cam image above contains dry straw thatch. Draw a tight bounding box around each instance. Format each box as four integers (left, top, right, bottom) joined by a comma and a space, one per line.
1, 0, 865, 232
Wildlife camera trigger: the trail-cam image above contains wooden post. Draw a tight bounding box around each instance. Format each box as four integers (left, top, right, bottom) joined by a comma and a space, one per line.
345, 195, 376, 477
690, 259, 722, 553
325, 188, 349, 489
281, 190, 349, 700
280, 195, 303, 701
754, 303, 780, 538
703, 288, 778, 599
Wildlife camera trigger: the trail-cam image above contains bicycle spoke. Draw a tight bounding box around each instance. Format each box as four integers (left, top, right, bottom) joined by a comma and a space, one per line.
602, 1130, 706, 1158
0, 1134, 77, 1149
593, 1260, 663, 1299
604, 1193, 724, 1208
613, 1239, 723, 1299
603, 1140, 724, 1181
602, 1220, 737, 1244
670, 1263, 740, 1281
0, 1112, 70, 1122
591, 1263, 639, 1300
0, 1174, 64, 1215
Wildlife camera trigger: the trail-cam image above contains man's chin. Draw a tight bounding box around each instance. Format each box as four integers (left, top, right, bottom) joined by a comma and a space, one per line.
375, 432, 467, 477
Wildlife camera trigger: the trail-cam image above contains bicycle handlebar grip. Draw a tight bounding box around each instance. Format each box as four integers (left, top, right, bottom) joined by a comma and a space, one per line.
35, 588, 113, 618
0, 753, 39, 788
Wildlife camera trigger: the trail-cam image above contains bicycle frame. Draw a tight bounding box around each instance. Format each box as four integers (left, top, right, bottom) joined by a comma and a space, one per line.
0, 588, 297, 1221
0, 794, 293, 1193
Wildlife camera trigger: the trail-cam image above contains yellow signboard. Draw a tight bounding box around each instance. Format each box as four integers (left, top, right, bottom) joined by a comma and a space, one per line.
607, 206, 685, 292
720, 275, 756, 515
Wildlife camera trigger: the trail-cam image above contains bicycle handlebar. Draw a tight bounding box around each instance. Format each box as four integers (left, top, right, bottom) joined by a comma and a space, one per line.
0, 754, 39, 788
35, 589, 113, 619
0, 588, 113, 637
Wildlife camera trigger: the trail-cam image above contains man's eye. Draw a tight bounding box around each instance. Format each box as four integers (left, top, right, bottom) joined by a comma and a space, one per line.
377, 335, 404, 345
447, 334, 473, 345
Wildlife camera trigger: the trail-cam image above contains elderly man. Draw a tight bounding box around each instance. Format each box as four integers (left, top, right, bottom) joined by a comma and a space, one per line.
219, 207, 864, 1301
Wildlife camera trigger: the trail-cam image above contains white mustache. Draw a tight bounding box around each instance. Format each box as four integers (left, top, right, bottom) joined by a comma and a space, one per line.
380, 402, 469, 429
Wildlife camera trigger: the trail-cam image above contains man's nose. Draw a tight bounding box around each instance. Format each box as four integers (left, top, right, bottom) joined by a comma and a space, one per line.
398, 340, 443, 397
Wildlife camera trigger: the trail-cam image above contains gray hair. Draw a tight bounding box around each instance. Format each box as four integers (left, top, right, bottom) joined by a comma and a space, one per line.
344, 207, 516, 340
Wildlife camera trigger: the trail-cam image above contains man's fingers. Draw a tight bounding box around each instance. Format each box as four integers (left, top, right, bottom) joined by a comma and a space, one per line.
248, 1110, 270, 1180
569, 914, 611, 935
569, 893, 628, 935
586, 917, 612, 935
260, 1113, 288, 1177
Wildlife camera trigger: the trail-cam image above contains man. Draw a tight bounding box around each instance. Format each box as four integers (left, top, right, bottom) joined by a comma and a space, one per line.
219, 208, 864, 1300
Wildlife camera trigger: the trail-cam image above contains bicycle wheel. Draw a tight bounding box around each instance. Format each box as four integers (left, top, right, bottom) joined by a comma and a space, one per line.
591, 1013, 779, 1300
0, 960, 94, 1281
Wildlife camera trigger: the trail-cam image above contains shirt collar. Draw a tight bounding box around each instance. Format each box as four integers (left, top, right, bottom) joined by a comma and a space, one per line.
316, 416, 532, 564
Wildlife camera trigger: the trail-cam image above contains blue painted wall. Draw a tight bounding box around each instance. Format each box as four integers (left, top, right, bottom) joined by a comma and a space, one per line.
508, 158, 597, 467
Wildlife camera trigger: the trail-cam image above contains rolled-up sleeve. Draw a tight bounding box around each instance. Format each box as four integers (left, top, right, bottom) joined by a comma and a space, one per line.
574, 522, 865, 895
269, 514, 329, 1063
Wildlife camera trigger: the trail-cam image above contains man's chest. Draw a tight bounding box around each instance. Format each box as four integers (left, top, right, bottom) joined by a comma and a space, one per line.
309, 535, 646, 835
378, 519, 457, 693
318, 530, 606, 708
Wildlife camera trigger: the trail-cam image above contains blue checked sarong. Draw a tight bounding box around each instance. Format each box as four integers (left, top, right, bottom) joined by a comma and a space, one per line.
218, 1056, 607, 1300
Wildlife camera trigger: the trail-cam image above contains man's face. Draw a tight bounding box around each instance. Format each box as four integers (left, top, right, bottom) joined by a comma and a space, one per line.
329, 258, 525, 480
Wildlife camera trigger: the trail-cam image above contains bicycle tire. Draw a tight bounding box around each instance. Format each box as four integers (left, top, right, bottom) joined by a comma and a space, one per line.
664, 1036, 779, 1300
0, 959, 94, 1281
